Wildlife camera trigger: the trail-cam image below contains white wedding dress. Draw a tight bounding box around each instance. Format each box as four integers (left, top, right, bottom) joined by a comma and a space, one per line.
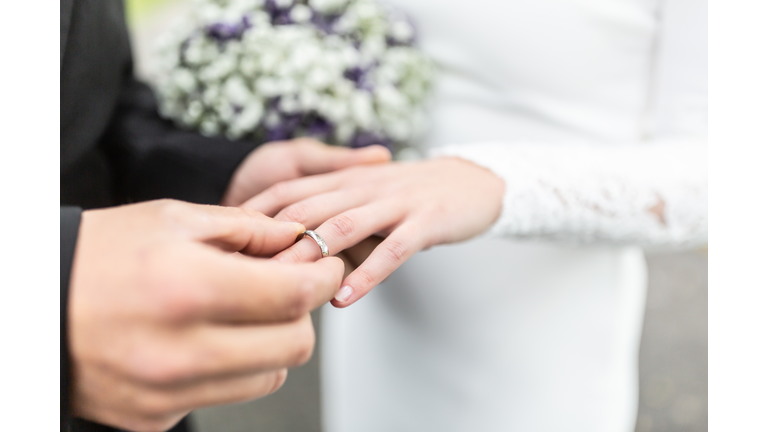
321, 0, 707, 431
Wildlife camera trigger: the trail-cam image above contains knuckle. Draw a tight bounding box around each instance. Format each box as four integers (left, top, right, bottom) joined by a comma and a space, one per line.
321, 260, 343, 287
268, 369, 289, 395
280, 245, 307, 263
267, 181, 292, 201
293, 137, 322, 149
280, 202, 309, 224
286, 277, 315, 318
382, 239, 408, 264
354, 268, 377, 287
155, 200, 186, 226
133, 391, 179, 419
327, 214, 356, 238
154, 280, 210, 322
127, 349, 193, 387
289, 320, 316, 367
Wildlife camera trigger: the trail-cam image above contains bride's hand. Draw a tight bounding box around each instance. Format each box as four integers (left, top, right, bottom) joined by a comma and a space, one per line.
221, 138, 391, 206
241, 157, 505, 307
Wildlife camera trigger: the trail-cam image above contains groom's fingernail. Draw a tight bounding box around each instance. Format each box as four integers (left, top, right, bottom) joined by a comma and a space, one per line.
335, 286, 353, 302
282, 221, 304, 226
282, 221, 305, 231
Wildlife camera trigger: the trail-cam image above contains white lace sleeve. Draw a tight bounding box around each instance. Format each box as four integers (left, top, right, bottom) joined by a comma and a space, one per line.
430, 140, 707, 250
430, 0, 707, 250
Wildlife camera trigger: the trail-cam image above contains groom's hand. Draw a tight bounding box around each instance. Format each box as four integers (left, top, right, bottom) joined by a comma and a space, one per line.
69, 200, 345, 432
221, 138, 391, 207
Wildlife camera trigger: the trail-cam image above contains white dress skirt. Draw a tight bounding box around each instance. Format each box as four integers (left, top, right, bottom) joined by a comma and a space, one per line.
321, 0, 707, 431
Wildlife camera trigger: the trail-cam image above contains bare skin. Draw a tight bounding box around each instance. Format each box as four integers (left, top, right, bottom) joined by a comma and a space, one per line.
242, 157, 505, 308
69, 200, 345, 432
221, 138, 391, 207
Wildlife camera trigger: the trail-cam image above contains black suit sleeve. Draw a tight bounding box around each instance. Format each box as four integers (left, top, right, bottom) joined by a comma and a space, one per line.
102, 78, 259, 205
61, 207, 82, 431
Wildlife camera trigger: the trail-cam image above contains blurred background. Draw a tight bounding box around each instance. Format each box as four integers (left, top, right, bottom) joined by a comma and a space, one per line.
125, 1, 708, 431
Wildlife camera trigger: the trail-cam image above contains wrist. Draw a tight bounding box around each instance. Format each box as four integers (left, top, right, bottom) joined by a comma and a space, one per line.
442, 156, 505, 233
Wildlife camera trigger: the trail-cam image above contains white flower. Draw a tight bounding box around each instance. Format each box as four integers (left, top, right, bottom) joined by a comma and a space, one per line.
258, 50, 282, 74
171, 69, 196, 93
229, 102, 264, 138
309, 0, 347, 14
289, 42, 322, 71
197, 4, 223, 23
305, 67, 333, 90
350, 91, 374, 129
290, 4, 312, 23
375, 85, 407, 111
264, 110, 281, 128
152, 0, 433, 148
389, 20, 414, 42
279, 96, 301, 114
332, 79, 355, 98
199, 53, 237, 81
223, 75, 253, 106
256, 77, 282, 97
353, 1, 377, 20
318, 96, 349, 122
239, 56, 259, 75
215, 100, 236, 123
202, 84, 221, 105
384, 117, 410, 141
299, 89, 320, 110
335, 120, 356, 143
187, 100, 204, 119
200, 117, 220, 136
359, 37, 385, 62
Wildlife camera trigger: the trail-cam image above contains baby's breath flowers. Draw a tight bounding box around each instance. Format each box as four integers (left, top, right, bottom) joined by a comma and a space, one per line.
152, 0, 434, 153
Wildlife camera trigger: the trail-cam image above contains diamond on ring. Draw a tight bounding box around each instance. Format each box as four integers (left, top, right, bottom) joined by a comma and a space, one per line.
298, 230, 330, 257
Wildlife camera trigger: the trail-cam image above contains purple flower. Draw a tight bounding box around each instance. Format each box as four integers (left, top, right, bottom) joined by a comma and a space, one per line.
264, 112, 303, 141
310, 11, 342, 34
305, 116, 334, 138
265, 126, 290, 141
343, 65, 375, 91
205, 16, 252, 42
265, 0, 294, 25
350, 131, 392, 151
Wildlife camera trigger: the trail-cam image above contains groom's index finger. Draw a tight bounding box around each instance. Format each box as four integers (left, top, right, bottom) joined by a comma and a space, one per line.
185, 204, 305, 257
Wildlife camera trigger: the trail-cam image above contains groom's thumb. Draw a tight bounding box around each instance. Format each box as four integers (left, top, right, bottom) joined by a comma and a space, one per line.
292, 138, 391, 175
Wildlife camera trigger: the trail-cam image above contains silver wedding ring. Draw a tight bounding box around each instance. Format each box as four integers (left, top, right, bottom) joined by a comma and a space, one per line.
297, 230, 330, 257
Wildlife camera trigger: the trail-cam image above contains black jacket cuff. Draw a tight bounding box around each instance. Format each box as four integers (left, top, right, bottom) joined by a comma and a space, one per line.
61, 207, 82, 431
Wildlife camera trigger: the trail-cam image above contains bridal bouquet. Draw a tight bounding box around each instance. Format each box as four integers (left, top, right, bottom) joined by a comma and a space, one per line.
152, 0, 434, 152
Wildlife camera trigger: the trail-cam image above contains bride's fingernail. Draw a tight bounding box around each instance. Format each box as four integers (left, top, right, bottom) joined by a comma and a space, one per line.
335, 286, 353, 302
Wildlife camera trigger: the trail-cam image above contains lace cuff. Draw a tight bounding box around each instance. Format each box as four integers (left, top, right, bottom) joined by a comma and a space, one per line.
430, 140, 707, 250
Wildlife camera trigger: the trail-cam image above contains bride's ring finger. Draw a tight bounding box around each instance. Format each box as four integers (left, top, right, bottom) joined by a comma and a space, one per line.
272, 202, 402, 264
